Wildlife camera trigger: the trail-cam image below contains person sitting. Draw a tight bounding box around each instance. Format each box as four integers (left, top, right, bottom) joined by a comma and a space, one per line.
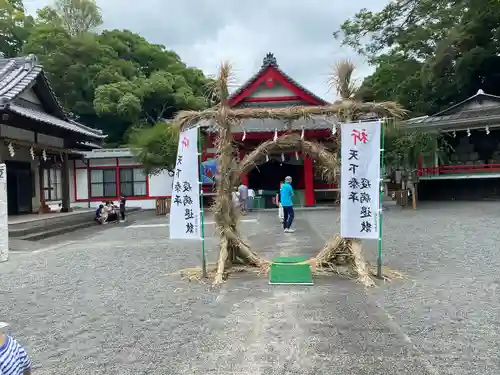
95, 204, 107, 224
106, 201, 119, 222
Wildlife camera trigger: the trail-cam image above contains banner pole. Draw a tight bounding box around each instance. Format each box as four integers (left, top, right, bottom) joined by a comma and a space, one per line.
197, 126, 207, 278
377, 120, 385, 278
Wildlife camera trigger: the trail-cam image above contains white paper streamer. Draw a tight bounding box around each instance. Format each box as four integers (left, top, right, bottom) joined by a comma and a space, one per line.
7, 143, 14, 158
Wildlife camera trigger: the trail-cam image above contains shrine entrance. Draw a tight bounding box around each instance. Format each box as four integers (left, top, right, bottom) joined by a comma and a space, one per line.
247, 158, 302, 191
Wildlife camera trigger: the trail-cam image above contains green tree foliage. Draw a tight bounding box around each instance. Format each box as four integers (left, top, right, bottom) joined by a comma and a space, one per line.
335, 0, 500, 173
17, 0, 210, 147
53, 0, 102, 35
0, 0, 33, 57
336, 0, 500, 115
127, 122, 180, 175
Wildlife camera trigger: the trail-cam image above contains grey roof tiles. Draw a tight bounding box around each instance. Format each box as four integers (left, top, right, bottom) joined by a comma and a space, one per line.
0, 55, 105, 140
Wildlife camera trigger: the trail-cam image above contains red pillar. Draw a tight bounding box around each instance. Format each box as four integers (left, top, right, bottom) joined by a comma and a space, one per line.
239, 149, 249, 185
417, 155, 423, 177
304, 156, 315, 206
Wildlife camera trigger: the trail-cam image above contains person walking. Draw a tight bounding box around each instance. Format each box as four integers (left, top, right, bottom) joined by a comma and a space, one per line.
280, 176, 295, 233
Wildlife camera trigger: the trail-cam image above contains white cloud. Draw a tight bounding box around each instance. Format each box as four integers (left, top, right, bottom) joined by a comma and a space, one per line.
24, 0, 388, 99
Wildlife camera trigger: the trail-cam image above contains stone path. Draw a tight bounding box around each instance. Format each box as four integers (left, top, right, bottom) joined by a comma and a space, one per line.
0, 203, 499, 374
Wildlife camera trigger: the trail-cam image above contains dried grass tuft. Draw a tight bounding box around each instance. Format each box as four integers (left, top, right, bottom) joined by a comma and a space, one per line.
328, 59, 358, 100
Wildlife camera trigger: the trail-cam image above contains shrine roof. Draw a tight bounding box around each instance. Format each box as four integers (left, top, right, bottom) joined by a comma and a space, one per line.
406, 89, 500, 129
0, 55, 105, 140
228, 53, 328, 107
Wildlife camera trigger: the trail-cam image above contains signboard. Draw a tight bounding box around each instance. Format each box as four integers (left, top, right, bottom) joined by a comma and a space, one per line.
340, 121, 381, 239
169, 127, 202, 240
0, 163, 8, 262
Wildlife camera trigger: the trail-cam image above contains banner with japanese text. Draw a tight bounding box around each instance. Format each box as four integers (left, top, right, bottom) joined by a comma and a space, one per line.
340, 121, 381, 239
169, 127, 202, 240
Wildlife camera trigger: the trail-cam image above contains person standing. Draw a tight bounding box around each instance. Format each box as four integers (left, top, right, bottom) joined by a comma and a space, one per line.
247, 188, 255, 212
275, 181, 284, 223
119, 196, 127, 222
238, 182, 248, 214
280, 176, 295, 233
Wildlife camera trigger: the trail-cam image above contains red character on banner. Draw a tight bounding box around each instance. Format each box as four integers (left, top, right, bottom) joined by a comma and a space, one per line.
182, 136, 189, 149
351, 129, 368, 145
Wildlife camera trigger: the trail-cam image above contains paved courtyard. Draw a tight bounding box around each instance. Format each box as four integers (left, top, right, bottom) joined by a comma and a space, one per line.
1, 202, 499, 374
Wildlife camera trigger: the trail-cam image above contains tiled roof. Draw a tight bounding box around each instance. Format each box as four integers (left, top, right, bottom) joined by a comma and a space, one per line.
7, 104, 106, 138
228, 53, 328, 105
406, 90, 500, 128
0, 55, 105, 140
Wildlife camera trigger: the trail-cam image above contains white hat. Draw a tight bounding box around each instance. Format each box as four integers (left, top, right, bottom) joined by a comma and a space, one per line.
0, 322, 8, 329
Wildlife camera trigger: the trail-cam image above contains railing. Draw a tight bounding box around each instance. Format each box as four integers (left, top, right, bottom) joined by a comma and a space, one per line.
417, 163, 500, 176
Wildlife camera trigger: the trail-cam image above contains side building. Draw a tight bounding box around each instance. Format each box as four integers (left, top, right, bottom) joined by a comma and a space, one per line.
0, 55, 105, 214
407, 89, 500, 200
71, 148, 173, 210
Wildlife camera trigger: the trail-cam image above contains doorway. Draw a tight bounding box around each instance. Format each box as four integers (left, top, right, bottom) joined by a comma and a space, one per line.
248, 160, 302, 191
6, 161, 33, 214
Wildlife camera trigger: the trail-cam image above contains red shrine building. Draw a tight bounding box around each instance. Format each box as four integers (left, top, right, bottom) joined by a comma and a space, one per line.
202, 53, 337, 207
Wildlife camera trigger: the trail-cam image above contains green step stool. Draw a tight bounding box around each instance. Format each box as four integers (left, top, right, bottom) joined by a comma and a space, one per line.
269, 256, 313, 285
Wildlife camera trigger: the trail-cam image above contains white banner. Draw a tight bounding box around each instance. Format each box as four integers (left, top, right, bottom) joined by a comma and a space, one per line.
0, 163, 8, 262
340, 121, 381, 239
169, 127, 202, 240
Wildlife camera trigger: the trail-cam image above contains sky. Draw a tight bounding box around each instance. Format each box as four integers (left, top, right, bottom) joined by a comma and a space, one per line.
24, 0, 388, 100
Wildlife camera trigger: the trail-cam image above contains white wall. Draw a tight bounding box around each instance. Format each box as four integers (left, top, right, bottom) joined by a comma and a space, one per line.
149, 169, 173, 197
89, 158, 116, 167
249, 82, 295, 98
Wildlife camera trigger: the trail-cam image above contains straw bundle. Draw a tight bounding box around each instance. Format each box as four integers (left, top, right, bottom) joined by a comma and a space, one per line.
175, 101, 406, 130
171, 60, 405, 286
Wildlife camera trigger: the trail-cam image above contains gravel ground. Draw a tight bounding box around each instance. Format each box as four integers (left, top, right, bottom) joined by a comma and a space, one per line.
0, 202, 499, 374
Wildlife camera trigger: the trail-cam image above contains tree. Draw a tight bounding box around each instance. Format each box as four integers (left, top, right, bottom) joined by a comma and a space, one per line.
22, 22, 211, 145
0, 0, 33, 57
127, 122, 179, 175
53, 0, 102, 36
337, 0, 500, 115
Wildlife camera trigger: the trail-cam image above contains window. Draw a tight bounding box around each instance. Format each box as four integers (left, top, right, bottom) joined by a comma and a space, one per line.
42, 168, 61, 201
119, 168, 147, 196
90, 169, 116, 198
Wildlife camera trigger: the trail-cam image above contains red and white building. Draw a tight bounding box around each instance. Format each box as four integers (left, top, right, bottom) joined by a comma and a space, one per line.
70, 148, 173, 209
201, 53, 338, 207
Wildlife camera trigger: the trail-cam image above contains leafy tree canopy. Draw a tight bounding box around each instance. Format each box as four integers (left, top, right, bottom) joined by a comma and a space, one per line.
336, 0, 500, 116
0, 0, 33, 57
127, 121, 179, 175
8, 0, 211, 147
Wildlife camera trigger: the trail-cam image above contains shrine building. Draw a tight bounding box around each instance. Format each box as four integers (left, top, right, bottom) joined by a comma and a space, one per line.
202, 53, 338, 207
408, 89, 500, 200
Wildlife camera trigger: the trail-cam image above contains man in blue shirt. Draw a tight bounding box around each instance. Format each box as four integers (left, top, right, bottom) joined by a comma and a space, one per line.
280, 176, 295, 233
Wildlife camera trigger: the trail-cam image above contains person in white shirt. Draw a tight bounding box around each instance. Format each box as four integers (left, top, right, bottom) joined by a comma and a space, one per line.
247, 188, 255, 212
232, 189, 240, 211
